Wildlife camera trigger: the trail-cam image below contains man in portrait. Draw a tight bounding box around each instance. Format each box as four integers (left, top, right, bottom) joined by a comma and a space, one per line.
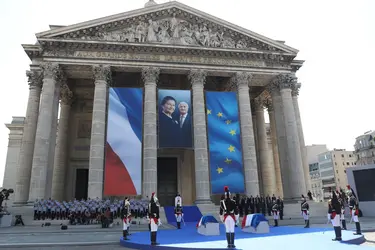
176, 102, 192, 148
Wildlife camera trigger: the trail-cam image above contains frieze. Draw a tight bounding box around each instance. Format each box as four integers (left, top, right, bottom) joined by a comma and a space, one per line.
73, 51, 266, 67
55, 8, 283, 52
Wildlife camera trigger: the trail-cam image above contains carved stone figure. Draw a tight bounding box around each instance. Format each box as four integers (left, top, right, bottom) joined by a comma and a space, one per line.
94, 16, 256, 50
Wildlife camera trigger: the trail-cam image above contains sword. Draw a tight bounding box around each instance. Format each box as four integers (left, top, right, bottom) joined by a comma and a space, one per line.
181, 215, 186, 226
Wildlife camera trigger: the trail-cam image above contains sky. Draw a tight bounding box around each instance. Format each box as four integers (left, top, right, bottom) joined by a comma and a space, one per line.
0, 0, 374, 187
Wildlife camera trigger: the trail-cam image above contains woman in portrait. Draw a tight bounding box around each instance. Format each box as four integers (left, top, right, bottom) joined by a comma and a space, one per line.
159, 96, 180, 148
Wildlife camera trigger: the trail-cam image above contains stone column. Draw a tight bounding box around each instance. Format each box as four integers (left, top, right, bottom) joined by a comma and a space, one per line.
251, 111, 262, 195
266, 100, 283, 197
254, 97, 276, 196
189, 69, 211, 203
29, 63, 62, 201
14, 71, 42, 203
51, 85, 73, 201
292, 83, 311, 193
272, 74, 306, 199
3, 117, 25, 200
267, 83, 291, 199
142, 67, 160, 198
232, 72, 259, 197
88, 65, 111, 199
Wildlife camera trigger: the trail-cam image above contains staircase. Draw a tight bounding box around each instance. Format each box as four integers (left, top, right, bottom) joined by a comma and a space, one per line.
283, 201, 328, 218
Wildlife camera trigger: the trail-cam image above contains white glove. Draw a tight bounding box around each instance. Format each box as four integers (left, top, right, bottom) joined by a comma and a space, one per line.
220, 215, 224, 223
158, 220, 162, 226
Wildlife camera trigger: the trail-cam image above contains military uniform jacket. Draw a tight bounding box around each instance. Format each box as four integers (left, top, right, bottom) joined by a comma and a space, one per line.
174, 207, 183, 215
271, 203, 279, 212
219, 198, 238, 222
301, 201, 309, 213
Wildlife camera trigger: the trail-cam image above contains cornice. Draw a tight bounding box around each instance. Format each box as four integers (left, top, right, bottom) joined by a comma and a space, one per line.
34, 38, 296, 66
34, 2, 298, 54
291, 60, 304, 72
22, 44, 42, 60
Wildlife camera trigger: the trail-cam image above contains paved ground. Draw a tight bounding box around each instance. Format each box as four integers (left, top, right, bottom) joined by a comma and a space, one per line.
0, 218, 374, 249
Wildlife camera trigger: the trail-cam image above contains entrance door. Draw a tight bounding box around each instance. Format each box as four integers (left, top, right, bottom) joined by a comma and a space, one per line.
75, 169, 88, 200
157, 157, 178, 207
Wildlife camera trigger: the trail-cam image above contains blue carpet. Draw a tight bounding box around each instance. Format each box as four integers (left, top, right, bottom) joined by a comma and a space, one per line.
164, 206, 202, 223
120, 223, 366, 250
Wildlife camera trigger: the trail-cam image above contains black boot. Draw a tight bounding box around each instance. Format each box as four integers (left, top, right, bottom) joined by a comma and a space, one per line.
304, 220, 307, 228
226, 233, 230, 248
274, 219, 278, 227
306, 220, 310, 228
123, 230, 128, 240
354, 222, 362, 235
332, 227, 342, 241
177, 222, 181, 229
342, 220, 347, 230
153, 232, 159, 245
150, 231, 153, 245
230, 233, 236, 248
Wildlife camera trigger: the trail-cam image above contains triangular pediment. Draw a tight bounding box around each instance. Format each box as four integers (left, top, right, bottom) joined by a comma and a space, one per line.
36, 1, 298, 54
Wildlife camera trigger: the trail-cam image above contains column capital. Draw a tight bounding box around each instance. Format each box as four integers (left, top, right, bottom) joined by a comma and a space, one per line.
92, 65, 111, 83
291, 82, 301, 97
142, 67, 160, 84
60, 84, 74, 106
264, 98, 274, 111
188, 69, 207, 85
26, 70, 43, 89
231, 71, 253, 87
40, 62, 62, 81
273, 74, 297, 90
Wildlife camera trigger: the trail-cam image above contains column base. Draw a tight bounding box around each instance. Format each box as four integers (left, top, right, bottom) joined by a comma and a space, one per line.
12, 201, 29, 206
282, 198, 302, 204
195, 199, 213, 205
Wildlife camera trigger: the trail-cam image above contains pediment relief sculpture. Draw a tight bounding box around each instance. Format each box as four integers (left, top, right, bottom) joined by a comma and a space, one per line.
80, 15, 252, 50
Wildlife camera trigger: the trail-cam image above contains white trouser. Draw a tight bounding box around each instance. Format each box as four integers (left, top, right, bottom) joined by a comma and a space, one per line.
123, 218, 129, 230
331, 214, 341, 227
340, 209, 345, 220
272, 211, 279, 220
224, 215, 235, 233
175, 214, 182, 222
351, 209, 359, 222
302, 211, 309, 220
150, 218, 159, 232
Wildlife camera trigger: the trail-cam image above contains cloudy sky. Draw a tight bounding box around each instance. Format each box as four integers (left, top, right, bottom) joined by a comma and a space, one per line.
0, 0, 374, 186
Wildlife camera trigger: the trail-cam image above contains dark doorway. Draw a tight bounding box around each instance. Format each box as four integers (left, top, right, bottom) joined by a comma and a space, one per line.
75, 169, 88, 200
157, 157, 178, 207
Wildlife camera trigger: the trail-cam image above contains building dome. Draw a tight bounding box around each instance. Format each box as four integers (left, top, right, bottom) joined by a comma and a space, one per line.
144, 0, 158, 7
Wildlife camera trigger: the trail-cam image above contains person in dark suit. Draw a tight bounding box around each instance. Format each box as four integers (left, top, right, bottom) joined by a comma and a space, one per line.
175, 102, 193, 148
159, 96, 179, 148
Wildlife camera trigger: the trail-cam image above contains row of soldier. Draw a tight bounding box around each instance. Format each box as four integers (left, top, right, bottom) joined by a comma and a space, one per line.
234, 194, 285, 219
32, 197, 150, 225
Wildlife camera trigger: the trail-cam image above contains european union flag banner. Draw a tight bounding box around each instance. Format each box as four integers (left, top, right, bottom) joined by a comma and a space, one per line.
205, 91, 245, 194
104, 88, 143, 196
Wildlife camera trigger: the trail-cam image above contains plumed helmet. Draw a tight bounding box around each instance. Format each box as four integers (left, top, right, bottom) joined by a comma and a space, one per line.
224, 186, 231, 198
346, 185, 353, 197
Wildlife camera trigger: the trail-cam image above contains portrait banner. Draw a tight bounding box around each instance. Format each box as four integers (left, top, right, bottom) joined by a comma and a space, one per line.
104, 88, 143, 196
158, 89, 193, 148
205, 91, 245, 194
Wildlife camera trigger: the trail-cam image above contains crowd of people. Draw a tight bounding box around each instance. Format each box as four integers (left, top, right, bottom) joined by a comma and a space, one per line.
32, 197, 150, 226
234, 194, 285, 219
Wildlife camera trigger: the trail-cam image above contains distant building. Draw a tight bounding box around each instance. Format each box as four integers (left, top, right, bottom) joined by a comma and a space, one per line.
307, 144, 329, 201
318, 149, 356, 199
354, 130, 375, 166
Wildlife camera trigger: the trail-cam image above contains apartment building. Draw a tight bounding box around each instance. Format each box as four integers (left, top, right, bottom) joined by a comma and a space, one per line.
354, 130, 375, 166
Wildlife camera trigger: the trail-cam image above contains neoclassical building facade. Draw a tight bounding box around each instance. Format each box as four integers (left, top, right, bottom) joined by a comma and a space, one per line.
3, 1, 310, 205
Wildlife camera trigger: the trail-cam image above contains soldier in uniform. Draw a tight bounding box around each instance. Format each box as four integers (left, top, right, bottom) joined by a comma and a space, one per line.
175, 193, 182, 207
338, 190, 347, 230
271, 199, 280, 227
301, 195, 310, 228
122, 197, 131, 240
346, 185, 361, 235
148, 192, 161, 245
219, 186, 239, 249
329, 188, 342, 241
174, 203, 184, 229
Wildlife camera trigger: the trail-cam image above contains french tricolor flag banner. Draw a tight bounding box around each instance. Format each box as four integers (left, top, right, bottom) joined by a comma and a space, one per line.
104, 88, 143, 196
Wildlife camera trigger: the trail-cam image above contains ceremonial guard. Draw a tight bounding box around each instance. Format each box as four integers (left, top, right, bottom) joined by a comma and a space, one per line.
122, 197, 131, 240
174, 203, 184, 229
175, 193, 182, 207
271, 199, 280, 227
301, 195, 310, 228
219, 186, 239, 249
346, 185, 361, 235
329, 188, 342, 241
148, 192, 161, 245
338, 190, 347, 230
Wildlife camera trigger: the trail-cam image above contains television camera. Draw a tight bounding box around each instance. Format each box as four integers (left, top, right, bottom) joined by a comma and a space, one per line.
0, 188, 14, 211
